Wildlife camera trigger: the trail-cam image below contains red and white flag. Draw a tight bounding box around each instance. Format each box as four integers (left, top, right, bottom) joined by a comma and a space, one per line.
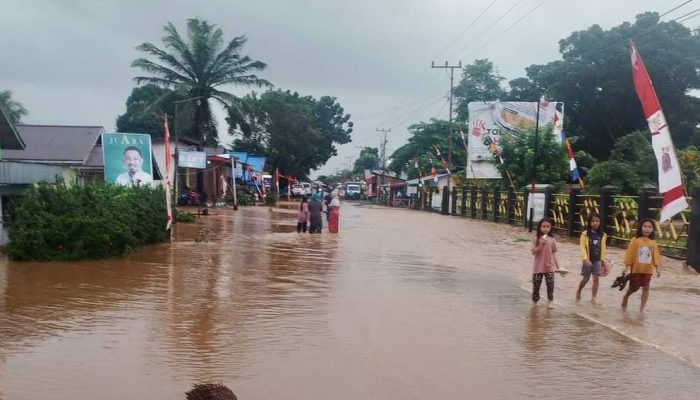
630, 41, 688, 222
163, 115, 173, 232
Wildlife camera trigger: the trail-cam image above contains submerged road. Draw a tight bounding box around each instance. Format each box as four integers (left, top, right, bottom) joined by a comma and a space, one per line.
1, 202, 699, 399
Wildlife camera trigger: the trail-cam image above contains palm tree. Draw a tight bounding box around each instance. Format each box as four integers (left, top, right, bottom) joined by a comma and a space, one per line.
132, 18, 271, 146
0, 90, 28, 124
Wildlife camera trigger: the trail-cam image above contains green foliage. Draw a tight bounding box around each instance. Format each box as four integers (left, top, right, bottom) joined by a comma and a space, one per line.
116, 84, 194, 140
454, 59, 508, 120
132, 19, 271, 145
678, 146, 700, 191
227, 90, 353, 177
586, 160, 646, 195
264, 191, 276, 205
510, 13, 700, 158
6, 184, 168, 261
584, 131, 656, 194
236, 192, 251, 206
389, 119, 466, 177
176, 210, 196, 223
609, 131, 656, 183
0, 89, 28, 123
353, 147, 379, 174
497, 124, 569, 189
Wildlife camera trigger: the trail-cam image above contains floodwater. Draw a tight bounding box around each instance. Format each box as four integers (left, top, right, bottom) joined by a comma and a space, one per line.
1, 202, 700, 399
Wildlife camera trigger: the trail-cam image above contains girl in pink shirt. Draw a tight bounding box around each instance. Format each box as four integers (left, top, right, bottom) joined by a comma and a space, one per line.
531, 217, 562, 308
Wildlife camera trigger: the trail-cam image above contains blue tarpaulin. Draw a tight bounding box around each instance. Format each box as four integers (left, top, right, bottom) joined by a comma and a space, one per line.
226, 151, 266, 182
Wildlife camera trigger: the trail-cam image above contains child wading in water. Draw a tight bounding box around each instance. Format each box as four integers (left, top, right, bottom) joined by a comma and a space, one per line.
531, 217, 562, 309
621, 218, 661, 312
297, 196, 309, 233
576, 213, 608, 304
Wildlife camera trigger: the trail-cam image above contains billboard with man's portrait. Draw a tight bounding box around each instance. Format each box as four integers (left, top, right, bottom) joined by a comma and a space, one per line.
102, 133, 154, 187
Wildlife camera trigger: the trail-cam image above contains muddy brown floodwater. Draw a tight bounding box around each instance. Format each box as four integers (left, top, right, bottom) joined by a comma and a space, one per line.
2, 203, 700, 399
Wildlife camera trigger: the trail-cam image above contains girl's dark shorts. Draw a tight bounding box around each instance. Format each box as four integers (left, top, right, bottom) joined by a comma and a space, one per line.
629, 273, 652, 291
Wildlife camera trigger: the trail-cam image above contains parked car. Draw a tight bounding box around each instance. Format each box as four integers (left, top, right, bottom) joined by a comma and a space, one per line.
345, 183, 361, 200
301, 182, 312, 195
291, 183, 304, 198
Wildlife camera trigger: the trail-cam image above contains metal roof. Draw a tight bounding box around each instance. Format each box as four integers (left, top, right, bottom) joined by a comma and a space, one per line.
0, 161, 63, 184
0, 104, 25, 150
3, 125, 102, 164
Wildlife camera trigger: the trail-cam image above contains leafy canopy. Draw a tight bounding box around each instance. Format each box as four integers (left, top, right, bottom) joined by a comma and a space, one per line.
389, 119, 467, 178
497, 124, 569, 189
132, 19, 270, 145
116, 84, 195, 140
510, 12, 700, 158
353, 147, 380, 174
228, 90, 353, 178
0, 90, 28, 124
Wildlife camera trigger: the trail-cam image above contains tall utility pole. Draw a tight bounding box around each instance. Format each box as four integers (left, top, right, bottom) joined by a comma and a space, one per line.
344, 155, 353, 171
376, 128, 390, 204
431, 61, 462, 168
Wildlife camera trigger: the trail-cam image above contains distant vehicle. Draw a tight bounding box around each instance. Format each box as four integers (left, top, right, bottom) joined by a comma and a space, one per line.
345, 183, 361, 200
301, 182, 312, 195
291, 183, 304, 197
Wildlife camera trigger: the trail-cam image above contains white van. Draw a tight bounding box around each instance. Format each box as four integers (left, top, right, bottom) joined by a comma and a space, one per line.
301, 182, 311, 195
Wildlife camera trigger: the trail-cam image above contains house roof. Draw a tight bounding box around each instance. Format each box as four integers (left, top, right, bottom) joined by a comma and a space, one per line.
406, 173, 451, 185
3, 125, 103, 164
0, 104, 25, 150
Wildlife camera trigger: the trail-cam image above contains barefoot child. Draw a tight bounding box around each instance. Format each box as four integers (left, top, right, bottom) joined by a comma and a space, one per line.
621, 218, 661, 312
531, 217, 562, 309
576, 213, 608, 303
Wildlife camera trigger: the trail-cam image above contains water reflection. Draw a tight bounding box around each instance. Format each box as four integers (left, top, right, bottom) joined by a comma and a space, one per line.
1, 204, 700, 399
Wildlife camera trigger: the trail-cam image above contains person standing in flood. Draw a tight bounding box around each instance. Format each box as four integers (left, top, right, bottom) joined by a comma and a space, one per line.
576, 213, 608, 304
328, 190, 341, 233
308, 192, 323, 234
531, 217, 562, 309
621, 218, 661, 312
297, 196, 309, 233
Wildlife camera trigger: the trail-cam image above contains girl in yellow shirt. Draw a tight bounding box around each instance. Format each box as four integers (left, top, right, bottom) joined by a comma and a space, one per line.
576, 213, 607, 304
621, 218, 661, 312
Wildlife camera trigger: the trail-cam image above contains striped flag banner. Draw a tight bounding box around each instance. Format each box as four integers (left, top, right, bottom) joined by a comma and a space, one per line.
630, 41, 688, 222
163, 115, 173, 233
560, 131, 584, 188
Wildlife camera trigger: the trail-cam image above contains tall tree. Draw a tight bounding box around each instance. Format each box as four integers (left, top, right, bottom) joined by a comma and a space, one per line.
353, 147, 379, 174
389, 119, 466, 178
228, 90, 353, 178
511, 12, 700, 159
131, 18, 271, 146
116, 84, 195, 140
454, 59, 508, 121
497, 124, 569, 189
0, 90, 28, 124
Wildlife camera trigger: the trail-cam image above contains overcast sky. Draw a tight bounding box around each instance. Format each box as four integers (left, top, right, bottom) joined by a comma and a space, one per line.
1, 0, 697, 177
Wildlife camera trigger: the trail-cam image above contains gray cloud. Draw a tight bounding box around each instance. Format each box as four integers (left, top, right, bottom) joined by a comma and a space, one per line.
0, 0, 686, 176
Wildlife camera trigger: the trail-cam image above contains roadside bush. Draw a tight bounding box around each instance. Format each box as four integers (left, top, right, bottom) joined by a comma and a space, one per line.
177, 211, 196, 223
6, 183, 168, 261
265, 191, 276, 205
236, 192, 251, 206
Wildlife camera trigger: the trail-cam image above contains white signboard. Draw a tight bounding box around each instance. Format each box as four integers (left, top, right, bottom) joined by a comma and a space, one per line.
407, 186, 417, 195
526, 192, 546, 223
431, 192, 442, 211
467, 101, 564, 179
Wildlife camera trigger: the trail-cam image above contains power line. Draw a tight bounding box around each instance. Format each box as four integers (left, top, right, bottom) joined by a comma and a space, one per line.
673, 6, 700, 20
678, 10, 700, 22
660, 0, 695, 17
498, 5, 700, 89
432, 0, 500, 60
469, 0, 550, 57
431, 61, 462, 166
450, 0, 527, 59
